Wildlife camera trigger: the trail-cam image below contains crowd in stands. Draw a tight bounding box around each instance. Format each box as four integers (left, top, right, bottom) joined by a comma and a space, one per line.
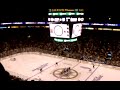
0, 28, 120, 81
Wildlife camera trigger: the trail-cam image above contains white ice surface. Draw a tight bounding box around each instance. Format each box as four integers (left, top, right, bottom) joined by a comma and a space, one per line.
1, 52, 120, 81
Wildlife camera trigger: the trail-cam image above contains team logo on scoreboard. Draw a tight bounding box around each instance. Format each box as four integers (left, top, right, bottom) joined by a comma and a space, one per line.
54, 25, 63, 36
74, 25, 82, 36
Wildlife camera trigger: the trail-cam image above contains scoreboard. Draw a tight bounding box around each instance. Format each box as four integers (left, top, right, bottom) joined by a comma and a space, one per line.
48, 9, 84, 22
49, 23, 82, 38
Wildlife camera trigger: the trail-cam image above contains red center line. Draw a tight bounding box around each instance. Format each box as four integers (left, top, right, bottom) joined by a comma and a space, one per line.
85, 64, 100, 81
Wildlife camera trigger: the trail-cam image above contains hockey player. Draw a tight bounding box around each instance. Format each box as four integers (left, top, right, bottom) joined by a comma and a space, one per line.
55, 62, 58, 66
40, 68, 42, 73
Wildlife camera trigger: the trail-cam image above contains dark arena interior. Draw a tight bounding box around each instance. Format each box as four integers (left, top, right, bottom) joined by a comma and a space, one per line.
0, 1, 120, 81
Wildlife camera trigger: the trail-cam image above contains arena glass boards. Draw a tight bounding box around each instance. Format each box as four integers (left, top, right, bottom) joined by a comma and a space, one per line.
49, 24, 70, 38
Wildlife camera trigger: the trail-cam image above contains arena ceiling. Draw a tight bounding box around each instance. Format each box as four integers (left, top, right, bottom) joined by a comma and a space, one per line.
0, 0, 119, 22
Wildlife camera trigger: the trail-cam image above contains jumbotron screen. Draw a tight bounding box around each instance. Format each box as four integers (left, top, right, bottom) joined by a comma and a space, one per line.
49, 23, 82, 38
49, 24, 70, 38
72, 23, 82, 38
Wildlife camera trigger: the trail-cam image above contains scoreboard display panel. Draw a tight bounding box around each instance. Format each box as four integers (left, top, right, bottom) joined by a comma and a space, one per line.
71, 23, 82, 38
49, 24, 70, 38
48, 9, 84, 22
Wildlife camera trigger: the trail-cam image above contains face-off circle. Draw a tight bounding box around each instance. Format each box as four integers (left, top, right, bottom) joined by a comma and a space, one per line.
54, 25, 63, 36
53, 68, 79, 79
73, 25, 82, 36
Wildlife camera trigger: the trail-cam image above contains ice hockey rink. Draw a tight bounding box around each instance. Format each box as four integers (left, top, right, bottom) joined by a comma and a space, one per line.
1, 52, 120, 81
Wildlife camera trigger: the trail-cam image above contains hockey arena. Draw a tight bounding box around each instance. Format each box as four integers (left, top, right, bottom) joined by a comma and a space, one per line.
1, 52, 120, 81
0, 9, 120, 81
